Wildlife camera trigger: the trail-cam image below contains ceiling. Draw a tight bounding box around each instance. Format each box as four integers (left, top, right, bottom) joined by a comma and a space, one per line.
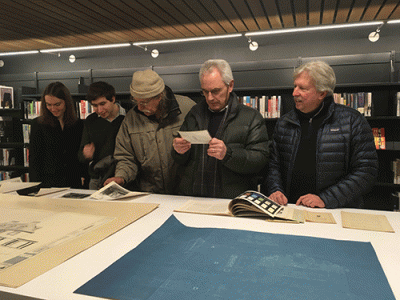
1, 0, 399, 53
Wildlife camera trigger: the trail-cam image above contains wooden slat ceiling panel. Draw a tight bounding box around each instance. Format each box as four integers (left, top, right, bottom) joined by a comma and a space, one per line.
105, 0, 175, 40
376, 0, 399, 20
246, 0, 272, 30
335, 0, 353, 23
179, 0, 226, 35
307, 0, 322, 26
108, 1, 165, 40
261, 0, 283, 29
169, 0, 213, 36
201, 0, 240, 33
293, 0, 308, 27
156, 1, 206, 36
348, 0, 369, 22
321, 0, 338, 24
229, 0, 260, 31
363, 0, 385, 20
390, 4, 400, 19
277, 0, 296, 28
135, 0, 190, 38
0, 0, 398, 52
213, 0, 247, 32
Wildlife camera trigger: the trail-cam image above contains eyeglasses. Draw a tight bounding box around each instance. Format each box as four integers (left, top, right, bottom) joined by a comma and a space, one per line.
200, 84, 229, 98
133, 95, 161, 106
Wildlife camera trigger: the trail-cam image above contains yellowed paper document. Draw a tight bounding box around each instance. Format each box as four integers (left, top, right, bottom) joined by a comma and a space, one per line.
341, 211, 394, 232
305, 211, 336, 224
0, 193, 158, 288
270, 207, 306, 224
174, 200, 232, 216
0, 208, 113, 270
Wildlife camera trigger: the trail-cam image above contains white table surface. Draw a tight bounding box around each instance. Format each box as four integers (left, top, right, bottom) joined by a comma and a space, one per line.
1, 191, 399, 300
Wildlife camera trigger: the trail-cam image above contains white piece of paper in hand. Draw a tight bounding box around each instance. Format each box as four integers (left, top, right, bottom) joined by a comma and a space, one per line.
178, 130, 212, 144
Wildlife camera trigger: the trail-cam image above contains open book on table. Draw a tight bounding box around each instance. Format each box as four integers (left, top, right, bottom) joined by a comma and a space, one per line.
175, 190, 305, 223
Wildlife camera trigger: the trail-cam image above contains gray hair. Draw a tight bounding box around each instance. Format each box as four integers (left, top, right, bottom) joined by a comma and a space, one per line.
199, 59, 234, 85
294, 60, 336, 96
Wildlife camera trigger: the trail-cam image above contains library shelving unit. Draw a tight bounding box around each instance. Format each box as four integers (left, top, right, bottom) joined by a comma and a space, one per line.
0, 107, 28, 180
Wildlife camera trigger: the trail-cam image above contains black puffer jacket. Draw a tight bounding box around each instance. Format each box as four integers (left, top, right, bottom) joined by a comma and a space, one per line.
173, 92, 270, 199
265, 96, 378, 208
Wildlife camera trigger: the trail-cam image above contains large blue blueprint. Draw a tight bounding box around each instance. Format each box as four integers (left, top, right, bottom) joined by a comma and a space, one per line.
75, 215, 395, 300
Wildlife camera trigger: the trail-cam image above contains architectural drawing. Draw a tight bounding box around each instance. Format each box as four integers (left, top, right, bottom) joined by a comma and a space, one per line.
0, 208, 113, 271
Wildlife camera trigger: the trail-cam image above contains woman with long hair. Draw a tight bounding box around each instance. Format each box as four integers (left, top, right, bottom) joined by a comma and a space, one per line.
29, 81, 86, 188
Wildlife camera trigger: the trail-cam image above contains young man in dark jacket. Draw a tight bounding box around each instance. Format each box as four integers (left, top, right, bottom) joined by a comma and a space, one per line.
173, 59, 270, 199
265, 60, 378, 209
79, 81, 125, 189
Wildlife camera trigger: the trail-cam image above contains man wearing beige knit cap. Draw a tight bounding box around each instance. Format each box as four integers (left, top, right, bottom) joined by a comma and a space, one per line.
104, 69, 195, 193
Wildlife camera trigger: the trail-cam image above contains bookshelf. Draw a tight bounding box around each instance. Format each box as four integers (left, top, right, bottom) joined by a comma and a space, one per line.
0, 108, 28, 181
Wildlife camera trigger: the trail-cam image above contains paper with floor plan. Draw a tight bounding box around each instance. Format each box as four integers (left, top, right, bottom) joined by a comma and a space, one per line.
0, 193, 158, 288
0, 208, 113, 271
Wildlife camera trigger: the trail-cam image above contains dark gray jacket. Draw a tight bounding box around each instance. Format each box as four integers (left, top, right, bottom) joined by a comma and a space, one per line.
173, 92, 270, 199
265, 97, 378, 208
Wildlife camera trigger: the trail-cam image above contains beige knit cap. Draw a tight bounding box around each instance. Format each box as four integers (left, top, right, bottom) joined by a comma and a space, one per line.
130, 69, 165, 99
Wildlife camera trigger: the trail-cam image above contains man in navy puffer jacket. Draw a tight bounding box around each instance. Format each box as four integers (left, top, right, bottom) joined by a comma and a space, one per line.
265, 60, 378, 209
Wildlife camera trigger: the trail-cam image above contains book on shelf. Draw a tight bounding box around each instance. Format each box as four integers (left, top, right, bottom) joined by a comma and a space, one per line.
259, 96, 266, 118
24, 147, 29, 167
333, 92, 372, 116
0, 85, 14, 109
0, 171, 13, 181
174, 190, 305, 223
0, 148, 16, 166
366, 92, 372, 117
240, 95, 280, 119
396, 92, 400, 117
25, 100, 41, 119
393, 159, 400, 184
372, 127, 386, 150
22, 123, 31, 144
266, 95, 280, 118
357, 92, 365, 115
78, 100, 92, 119
269, 96, 277, 118
23, 172, 29, 182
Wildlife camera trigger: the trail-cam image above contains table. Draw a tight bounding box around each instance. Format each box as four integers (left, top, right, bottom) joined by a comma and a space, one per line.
0, 192, 399, 299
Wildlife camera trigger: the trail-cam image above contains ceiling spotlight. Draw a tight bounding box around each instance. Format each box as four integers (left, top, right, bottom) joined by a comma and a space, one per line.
69, 54, 76, 63
151, 49, 159, 58
248, 38, 258, 51
249, 41, 258, 51
368, 31, 380, 42
368, 23, 384, 42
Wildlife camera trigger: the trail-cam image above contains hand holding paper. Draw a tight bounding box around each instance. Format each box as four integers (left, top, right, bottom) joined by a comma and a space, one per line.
178, 130, 212, 144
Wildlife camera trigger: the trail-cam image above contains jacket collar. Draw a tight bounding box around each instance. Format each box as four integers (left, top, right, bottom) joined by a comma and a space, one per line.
288, 95, 335, 125
192, 92, 239, 128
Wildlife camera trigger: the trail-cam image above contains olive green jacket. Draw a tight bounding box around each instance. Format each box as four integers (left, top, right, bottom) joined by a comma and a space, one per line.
114, 88, 195, 194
